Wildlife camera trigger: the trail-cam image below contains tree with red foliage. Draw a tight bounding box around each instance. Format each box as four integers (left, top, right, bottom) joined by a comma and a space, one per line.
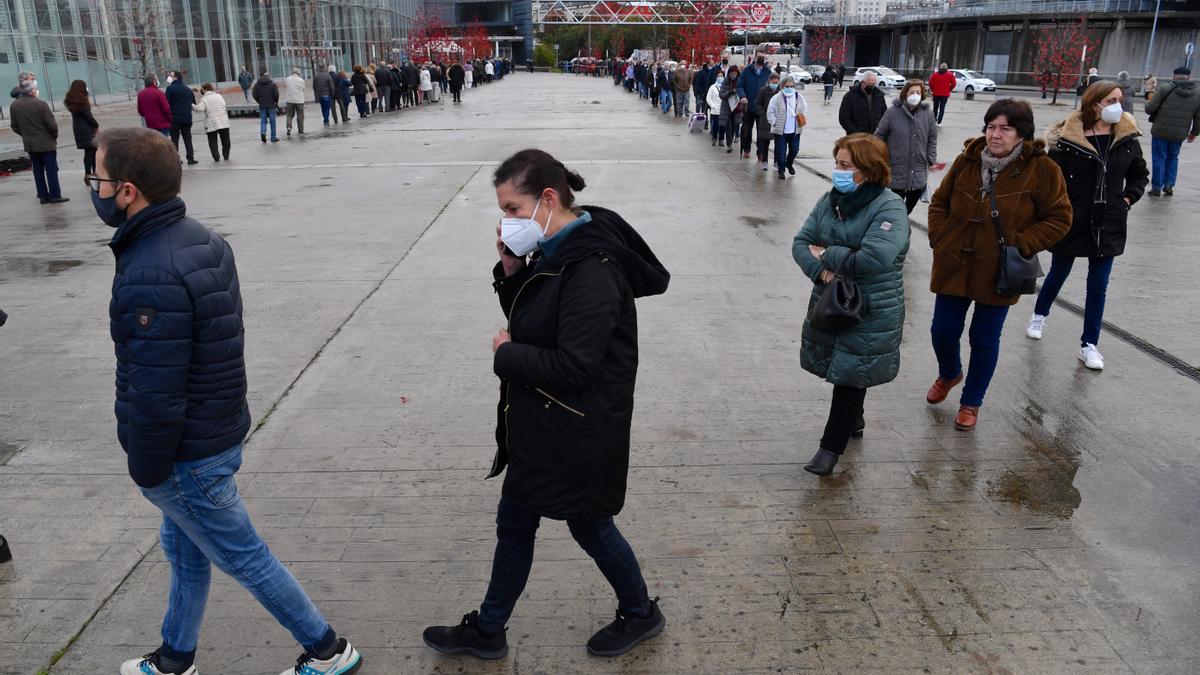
806, 25, 847, 67
677, 2, 726, 64
409, 8, 454, 62
1033, 16, 1100, 105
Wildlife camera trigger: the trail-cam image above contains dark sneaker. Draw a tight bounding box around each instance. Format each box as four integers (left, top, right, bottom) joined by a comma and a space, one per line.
587, 598, 666, 657
422, 611, 508, 660
1163, 186, 1174, 196
1148, 188, 1161, 196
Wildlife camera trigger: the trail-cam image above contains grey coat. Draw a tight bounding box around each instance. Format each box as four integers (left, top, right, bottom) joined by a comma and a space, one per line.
874, 98, 938, 191
1145, 79, 1200, 142
312, 70, 334, 98
9, 95, 58, 153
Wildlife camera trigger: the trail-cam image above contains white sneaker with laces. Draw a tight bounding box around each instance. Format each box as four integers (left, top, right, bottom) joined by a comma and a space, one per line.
761, 161, 768, 171
1079, 344, 1104, 370
280, 639, 362, 675
120, 654, 197, 675
1026, 314, 1046, 339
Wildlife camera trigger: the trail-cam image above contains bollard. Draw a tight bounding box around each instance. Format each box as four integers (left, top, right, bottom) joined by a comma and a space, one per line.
0, 535, 11, 563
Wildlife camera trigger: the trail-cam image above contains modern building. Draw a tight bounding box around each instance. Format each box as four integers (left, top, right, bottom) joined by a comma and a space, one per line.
1, 0, 420, 108
426, 0, 533, 61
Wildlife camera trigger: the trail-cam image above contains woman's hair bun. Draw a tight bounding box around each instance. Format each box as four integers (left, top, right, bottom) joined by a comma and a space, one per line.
565, 169, 587, 192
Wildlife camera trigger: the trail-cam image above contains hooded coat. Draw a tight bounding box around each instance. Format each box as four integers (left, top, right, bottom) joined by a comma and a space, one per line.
1044, 111, 1148, 258
1145, 79, 1200, 143
252, 75, 279, 109
839, 84, 887, 135
928, 137, 1073, 306
874, 97, 939, 191
488, 206, 670, 519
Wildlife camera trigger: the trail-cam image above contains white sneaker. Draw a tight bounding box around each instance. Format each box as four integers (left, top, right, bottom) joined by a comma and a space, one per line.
761, 161, 768, 171
1079, 344, 1104, 370
121, 654, 197, 675
1026, 314, 1046, 340
280, 639, 362, 675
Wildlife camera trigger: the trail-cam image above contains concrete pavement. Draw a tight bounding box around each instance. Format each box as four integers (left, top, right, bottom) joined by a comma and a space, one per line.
1, 72, 1198, 674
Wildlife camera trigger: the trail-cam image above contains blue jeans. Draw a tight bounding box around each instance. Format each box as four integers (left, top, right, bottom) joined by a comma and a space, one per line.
477, 495, 651, 635
318, 95, 332, 124
774, 133, 800, 173
1151, 136, 1182, 190
930, 294, 1010, 408
28, 150, 61, 200
659, 88, 673, 113
824, 84, 834, 101
1034, 254, 1115, 346
139, 444, 336, 666
710, 114, 722, 141
259, 108, 277, 139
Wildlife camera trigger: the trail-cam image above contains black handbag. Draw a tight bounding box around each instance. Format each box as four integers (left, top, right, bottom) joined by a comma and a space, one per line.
988, 185, 1042, 296
810, 255, 863, 332
1147, 84, 1175, 123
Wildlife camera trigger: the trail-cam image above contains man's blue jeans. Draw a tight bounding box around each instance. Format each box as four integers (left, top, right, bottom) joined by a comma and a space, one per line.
139, 444, 336, 665
477, 495, 651, 635
659, 88, 673, 113
28, 150, 61, 201
1034, 254, 1115, 347
318, 95, 332, 124
1151, 136, 1182, 190
930, 294, 1010, 408
259, 108, 277, 140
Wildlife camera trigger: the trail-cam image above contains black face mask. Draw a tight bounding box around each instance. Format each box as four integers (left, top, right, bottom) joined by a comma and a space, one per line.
756, 58, 765, 67
938, 68, 947, 74
722, 60, 728, 67
864, 84, 877, 93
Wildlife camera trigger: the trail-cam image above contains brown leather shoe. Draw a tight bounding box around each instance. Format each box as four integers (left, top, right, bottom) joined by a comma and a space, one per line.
954, 405, 979, 431
925, 373, 964, 404
742, 151, 751, 159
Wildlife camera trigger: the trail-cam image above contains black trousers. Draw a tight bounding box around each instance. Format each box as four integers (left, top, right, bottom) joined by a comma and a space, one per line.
932, 96, 949, 124
206, 128, 231, 160
170, 122, 195, 161
821, 385, 866, 455
741, 111, 760, 154
891, 187, 923, 214
82, 146, 96, 176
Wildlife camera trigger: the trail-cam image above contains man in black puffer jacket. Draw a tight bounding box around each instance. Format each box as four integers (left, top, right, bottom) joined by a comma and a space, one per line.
251, 71, 279, 142
96, 128, 362, 675
839, 72, 888, 134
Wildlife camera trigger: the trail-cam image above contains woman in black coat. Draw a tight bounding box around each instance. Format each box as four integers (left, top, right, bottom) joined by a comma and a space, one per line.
350, 64, 371, 118
1028, 80, 1149, 370
63, 79, 98, 181
422, 149, 670, 661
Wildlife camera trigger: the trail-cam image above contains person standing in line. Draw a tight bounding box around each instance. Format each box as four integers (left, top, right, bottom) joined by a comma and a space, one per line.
137, 75, 172, 137
928, 63, 956, 126
285, 68, 306, 136
792, 134, 910, 476
1144, 66, 1200, 196
192, 83, 231, 162
64, 79, 99, 183
10, 77, 68, 204
925, 99, 1071, 431
90, 128, 363, 675
165, 71, 198, 165
874, 80, 939, 214
350, 64, 371, 118
485, 59, 495, 83
720, 66, 744, 153
421, 149, 670, 661
335, 70, 353, 120
375, 62, 392, 112
237, 67, 253, 102
252, 70, 280, 143
1115, 71, 1135, 113
766, 75, 807, 179
737, 54, 772, 159
465, 61, 475, 90
1142, 72, 1158, 101
693, 60, 711, 119
313, 66, 335, 127
418, 64, 433, 105
754, 72, 781, 172
1027, 81, 1148, 370
821, 66, 836, 104
673, 61, 693, 118
656, 63, 673, 114
707, 69, 725, 146
366, 66, 379, 113
839, 72, 887, 135
449, 60, 466, 103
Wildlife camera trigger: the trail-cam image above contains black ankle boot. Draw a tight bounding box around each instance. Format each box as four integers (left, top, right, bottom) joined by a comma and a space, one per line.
587, 597, 666, 657
851, 417, 865, 439
804, 448, 839, 476
422, 611, 508, 660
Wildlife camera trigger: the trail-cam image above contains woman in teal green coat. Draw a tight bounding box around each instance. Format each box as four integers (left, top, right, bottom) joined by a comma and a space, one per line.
792, 133, 911, 476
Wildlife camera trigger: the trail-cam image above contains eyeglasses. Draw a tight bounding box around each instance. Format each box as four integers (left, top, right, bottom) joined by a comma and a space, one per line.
85, 175, 124, 193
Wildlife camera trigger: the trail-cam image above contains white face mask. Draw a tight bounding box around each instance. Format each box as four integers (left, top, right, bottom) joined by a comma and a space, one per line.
1100, 101, 1123, 124
906, 93, 921, 107
500, 199, 550, 256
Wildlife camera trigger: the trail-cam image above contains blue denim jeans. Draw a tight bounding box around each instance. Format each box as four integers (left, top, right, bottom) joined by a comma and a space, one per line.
659, 88, 673, 113
930, 294, 1010, 408
318, 95, 332, 124
1151, 136, 1182, 190
139, 444, 336, 666
477, 495, 651, 635
774, 133, 800, 173
1034, 254, 1115, 346
259, 108, 277, 139
28, 150, 61, 201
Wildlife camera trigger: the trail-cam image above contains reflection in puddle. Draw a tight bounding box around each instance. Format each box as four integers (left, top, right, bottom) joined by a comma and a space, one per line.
0, 257, 83, 277
986, 402, 1083, 518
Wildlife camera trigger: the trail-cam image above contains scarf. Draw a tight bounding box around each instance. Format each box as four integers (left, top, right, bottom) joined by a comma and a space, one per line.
980, 146, 1022, 193
828, 183, 885, 220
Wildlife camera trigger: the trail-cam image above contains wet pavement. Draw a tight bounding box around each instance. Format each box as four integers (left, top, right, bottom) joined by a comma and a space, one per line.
1, 73, 1199, 674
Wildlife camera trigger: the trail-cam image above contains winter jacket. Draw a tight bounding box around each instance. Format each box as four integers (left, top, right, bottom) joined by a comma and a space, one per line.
285, 74, 306, 104
351, 71, 370, 96
165, 80, 194, 124
874, 98, 939, 191
9, 95, 58, 153
693, 67, 710, 100
756, 85, 778, 136
1116, 79, 1135, 112
70, 107, 99, 149
673, 68, 693, 94
312, 70, 334, 99
192, 91, 230, 132
737, 64, 772, 114
929, 69, 956, 97
418, 69, 432, 92
766, 89, 808, 136
137, 86, 172, 130
108, 197, 250, 489
720, 77, 742, 125
237, 71, 254, 90
337, 75, 352, 103
1145, 79, 1200, 143
928, 137, 1072, 306
1044, 111, 1148, 258
489, 206, 670, 519
706, 82, 723, 115
821, 69, 836, 86
839, 84, 888, 134
252, 76, 279, 109
448, 64, 465, 87
792, 184, 910, 389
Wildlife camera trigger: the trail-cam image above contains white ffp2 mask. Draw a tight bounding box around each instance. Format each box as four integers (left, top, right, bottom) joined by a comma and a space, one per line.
500, 199, 549, 256
1100, 102, 1123, 124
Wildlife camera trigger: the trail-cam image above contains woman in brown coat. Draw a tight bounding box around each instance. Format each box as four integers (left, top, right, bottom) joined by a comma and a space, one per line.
926, 99, 1072, 431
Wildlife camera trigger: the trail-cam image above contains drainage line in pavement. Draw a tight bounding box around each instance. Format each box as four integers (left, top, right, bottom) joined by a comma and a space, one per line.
797, 163, 1200, 384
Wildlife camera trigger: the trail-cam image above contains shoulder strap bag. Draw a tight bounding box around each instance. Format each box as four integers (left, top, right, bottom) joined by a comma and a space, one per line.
810, 251, 863, 333
1147, 83, 1175, 123
989, 183, 1042, 296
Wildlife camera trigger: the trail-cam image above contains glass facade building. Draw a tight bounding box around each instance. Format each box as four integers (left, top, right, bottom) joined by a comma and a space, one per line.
1, 0, 420, 109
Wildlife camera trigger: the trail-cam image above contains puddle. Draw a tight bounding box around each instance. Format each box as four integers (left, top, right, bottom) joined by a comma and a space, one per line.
740, 215, 768, 229
0, 257, 83, 277
0, 441, 23, 465
987, 405, 1083, 518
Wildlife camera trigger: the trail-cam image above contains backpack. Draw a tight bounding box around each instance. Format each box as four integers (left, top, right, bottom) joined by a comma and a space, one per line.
688, 112, 707, 133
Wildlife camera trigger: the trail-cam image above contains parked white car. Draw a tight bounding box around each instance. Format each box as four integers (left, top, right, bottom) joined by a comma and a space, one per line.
949, 69, 996, 93
852, 66, 906, 89
786, 65, 813, 83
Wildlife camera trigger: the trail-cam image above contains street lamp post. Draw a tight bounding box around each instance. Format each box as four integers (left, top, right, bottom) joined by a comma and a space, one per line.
1143, 0, 1162, 78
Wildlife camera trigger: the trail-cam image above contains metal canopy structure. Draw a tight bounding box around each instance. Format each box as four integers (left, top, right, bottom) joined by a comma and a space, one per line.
533, 0, 807, 30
